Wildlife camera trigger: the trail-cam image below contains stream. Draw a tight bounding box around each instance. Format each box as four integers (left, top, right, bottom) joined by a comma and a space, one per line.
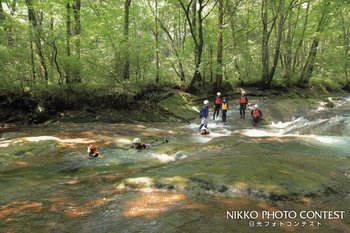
1, 95, 350, 233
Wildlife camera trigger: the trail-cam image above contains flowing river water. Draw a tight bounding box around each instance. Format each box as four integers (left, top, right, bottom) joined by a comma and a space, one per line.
1, 95, 350, 233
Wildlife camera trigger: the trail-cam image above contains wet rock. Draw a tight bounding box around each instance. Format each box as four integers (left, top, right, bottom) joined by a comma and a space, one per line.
321, 185, 338, 195
189, 177, 215, 191
155, 183, 175, 190
218, 185, 228, 193
149, 220, 157, 226
303, 191, 318, 198
268, 193, 289, 202
325, 101, 336, 108
175, 151, 185, 160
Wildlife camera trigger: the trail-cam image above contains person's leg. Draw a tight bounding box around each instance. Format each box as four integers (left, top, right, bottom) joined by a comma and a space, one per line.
242, 104, 246, 118
256, 116, 261, 124
239, 104, 243, 118
251, 118, 256, 126
222, 110, 227, 122
215, 105, 220, 118
199, 117, 205, 130
199, 124, 204, 130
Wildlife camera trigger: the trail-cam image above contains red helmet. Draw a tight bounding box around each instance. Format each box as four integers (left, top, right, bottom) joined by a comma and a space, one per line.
87, 144, 97, 154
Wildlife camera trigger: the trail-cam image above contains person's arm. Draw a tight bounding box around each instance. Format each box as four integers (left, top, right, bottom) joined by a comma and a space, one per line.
259, 110, 262, 117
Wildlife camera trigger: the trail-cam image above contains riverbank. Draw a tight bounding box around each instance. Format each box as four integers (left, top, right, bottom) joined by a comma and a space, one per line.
0, 84, 345, 125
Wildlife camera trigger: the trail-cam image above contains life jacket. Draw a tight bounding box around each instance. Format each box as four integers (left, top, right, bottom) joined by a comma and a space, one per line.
240, 96, 247, 104
252, 109, 261, 118
222, 102, 228, 110
134, 143, 147, 150
199, 106, 207, 118
215, 96, 222, 105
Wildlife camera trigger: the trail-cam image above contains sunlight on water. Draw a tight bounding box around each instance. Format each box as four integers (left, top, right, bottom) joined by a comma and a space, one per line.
115, 138, 132, 144
0, 140, 10, 147
25, 136, 93, 143
313, 136, 349, 145
240, 129, 285, 137
122, 191, 186, 219
150, 153, 176, 163
0, 136, 94, 148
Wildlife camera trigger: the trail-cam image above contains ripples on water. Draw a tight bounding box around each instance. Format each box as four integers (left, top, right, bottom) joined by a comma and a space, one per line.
1, 95, 350, 232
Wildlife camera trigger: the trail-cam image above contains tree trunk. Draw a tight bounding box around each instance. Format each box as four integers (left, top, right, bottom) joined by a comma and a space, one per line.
299, 2, 331, 87
179, 0, 216, 91
214, 0, 223, 91
72, 0, 81, 82
261, 0, 269, 89
66, 3, 72, 85
123, 0, 132, 81
30, 41, 36, 83
0, 0, 15, 47
268, 8, 285, 88
155, 0, 160, 84
26, 0, 48, 84
339, 9, 350, 89
157, 15, 186, 82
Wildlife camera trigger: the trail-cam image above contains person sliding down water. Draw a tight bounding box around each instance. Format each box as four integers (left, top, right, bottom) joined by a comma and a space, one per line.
199, 100, 209, 131
221, 97, 229, 122
239, 91, 248, 119
213, 92, 222, 120
200, 127, 210, 135
87, 144, 99, 158
251, 104, 262, 126
132, 138, 151, 150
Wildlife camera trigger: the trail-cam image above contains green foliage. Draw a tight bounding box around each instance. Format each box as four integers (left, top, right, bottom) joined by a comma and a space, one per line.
0, 0, 349, 91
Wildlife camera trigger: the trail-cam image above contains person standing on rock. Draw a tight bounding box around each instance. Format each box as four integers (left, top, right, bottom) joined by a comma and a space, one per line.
199, 100, 209, 131
213, 92, 222, 120
251, 104, 262, 126
221, 97, 229, 122
239, 91, 248, 119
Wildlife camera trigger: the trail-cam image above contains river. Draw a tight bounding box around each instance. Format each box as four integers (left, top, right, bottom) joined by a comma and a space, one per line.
1, 95, 350, 233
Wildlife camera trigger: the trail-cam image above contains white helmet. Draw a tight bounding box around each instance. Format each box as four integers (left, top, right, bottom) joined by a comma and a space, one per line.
201, 127, 207, 131
217, 92, 221, 96
203, 100, 209, 105
241, 91, 246, 94
133, 138, 141, 144
254, 104, 259, 108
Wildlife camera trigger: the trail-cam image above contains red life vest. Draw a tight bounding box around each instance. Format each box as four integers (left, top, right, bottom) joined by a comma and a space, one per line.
240, 96, 247, 104
252, 109, 261, 118
215, 97, 222, 105
88, 144, 97, 154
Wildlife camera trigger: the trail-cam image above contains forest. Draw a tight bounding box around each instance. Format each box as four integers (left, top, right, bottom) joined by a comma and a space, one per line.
0, 0, 349, 93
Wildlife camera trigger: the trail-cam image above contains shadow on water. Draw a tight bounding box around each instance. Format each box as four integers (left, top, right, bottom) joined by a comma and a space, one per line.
1, 96, 350, 232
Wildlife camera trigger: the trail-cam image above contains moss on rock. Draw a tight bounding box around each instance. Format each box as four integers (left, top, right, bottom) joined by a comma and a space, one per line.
158, 92, 198, 121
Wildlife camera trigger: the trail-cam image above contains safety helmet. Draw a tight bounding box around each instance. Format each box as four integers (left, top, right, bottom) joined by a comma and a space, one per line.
223, 97, 227, 101
254, 104, 259, 108
87, 144, 97, 153
241, 91, 246, 95
201, 127, 207, 131
133, 138, 141, 144
203, 100, 209, 105
217, 92, 221, 96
